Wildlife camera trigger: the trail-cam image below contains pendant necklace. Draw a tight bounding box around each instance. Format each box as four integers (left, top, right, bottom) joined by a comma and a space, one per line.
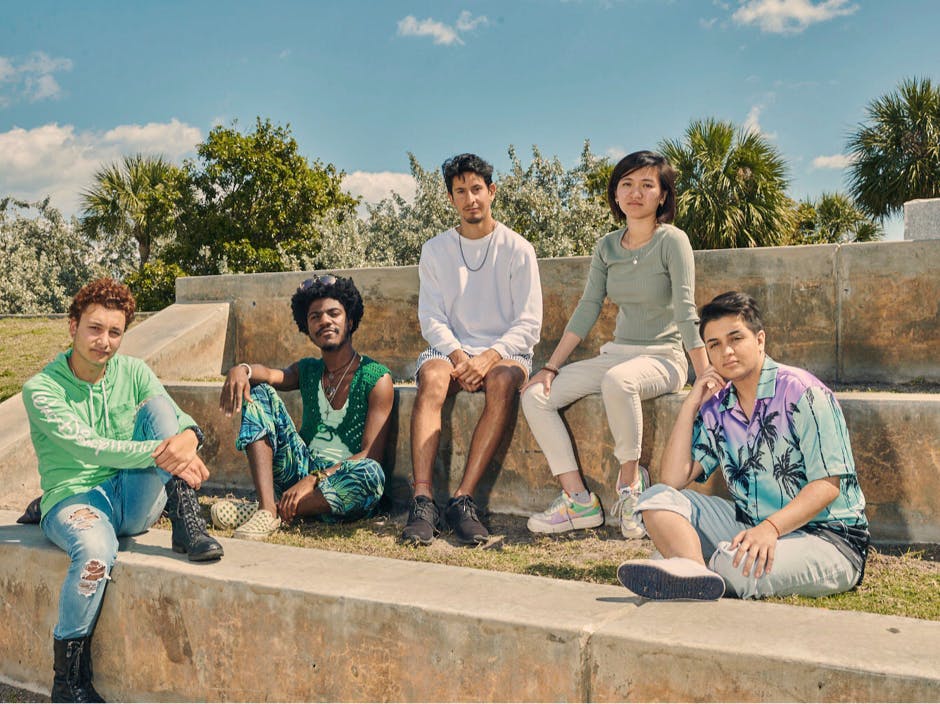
323, 352, 358, 403
623, 228, 653, 265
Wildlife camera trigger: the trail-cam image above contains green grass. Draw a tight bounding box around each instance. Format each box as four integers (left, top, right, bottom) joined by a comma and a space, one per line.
194, 500, 940, 621
0, 317, 72, 402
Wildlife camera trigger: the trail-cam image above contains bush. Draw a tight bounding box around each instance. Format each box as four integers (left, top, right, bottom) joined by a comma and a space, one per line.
124, 260, 186, 311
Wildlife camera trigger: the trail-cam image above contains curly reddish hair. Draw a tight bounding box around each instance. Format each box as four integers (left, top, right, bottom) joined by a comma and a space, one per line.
68, 278, 137, 326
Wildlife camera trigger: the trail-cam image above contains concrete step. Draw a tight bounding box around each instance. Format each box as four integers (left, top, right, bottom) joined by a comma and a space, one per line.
2, 510, 937, 702
170, 384, 940, 544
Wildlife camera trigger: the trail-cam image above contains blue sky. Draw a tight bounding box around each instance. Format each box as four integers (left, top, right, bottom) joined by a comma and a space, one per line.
2, 0, 938, 239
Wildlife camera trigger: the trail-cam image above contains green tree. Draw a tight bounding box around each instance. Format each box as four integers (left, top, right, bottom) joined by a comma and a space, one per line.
170, 118, 356, 274
0, 198, 99, 314
660, 118, 793, 249
847, 77, 940, 219
495, 142, 614, 257
80, 154, 183, 273
124, 259, 187, 311
787, 192, 882, 245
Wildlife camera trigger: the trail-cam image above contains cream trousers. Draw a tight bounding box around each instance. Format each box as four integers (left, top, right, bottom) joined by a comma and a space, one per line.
521, 342, 686, 475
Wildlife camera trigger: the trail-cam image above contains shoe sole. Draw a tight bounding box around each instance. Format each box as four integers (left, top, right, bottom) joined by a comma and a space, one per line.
527, 513, 605, 534
453, 531, 489, 545
401, 532, 436, 546
173, 543, 224, 561
617, 562, 724, 601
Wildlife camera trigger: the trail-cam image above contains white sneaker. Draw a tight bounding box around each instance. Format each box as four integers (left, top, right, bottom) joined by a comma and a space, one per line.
617, 557, 725, 601
527, 491, 605, 534
610, 466, 650, 538
233, 509, 281, 540
210, 500, 259, 530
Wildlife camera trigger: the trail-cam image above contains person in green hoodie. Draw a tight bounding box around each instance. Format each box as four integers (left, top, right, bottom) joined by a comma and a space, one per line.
21, 277, 223, 703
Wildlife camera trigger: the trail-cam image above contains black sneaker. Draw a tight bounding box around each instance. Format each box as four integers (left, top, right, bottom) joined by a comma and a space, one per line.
402, 496, 441, 545
445, 495, 489, 545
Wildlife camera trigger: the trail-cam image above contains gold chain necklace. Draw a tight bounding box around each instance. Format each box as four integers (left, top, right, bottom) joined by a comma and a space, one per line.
323, 352, 358, 403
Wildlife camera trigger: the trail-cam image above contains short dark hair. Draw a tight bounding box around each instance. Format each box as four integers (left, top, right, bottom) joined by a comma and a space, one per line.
607, 150, 677, 223
68, 278, 136, 326
699, 291, 764, 338
290, 274, 364, 335
441, 153, 494, 194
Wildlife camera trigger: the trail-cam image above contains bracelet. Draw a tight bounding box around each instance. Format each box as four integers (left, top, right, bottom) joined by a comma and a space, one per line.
238, 363, 252, 379
542, 364, 560, 375
764, 516, 782, 537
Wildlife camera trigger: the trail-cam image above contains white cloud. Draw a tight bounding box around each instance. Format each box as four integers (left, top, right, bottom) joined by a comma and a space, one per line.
812, 153, 856, 169
742, 103, 778, 139
0, 51, 73, 104
343, 171, 417, 216
397, 11, 488, 46
732, 0, 858, 34
455, 10, 488, 32
699, 17, 719, 29
0, 119, 202, 216
605, 146, 627, 161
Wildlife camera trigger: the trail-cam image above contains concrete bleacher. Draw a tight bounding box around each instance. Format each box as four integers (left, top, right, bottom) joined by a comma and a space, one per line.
1, 238, 939, 700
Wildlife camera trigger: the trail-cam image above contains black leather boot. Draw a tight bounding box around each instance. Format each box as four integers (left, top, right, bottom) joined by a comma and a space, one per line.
165, 477, 224, 561
52, 637, 105, 703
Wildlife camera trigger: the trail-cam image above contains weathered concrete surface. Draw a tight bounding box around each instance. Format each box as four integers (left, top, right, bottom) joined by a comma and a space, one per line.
176, 240, 940, 385
2, 511, 938, 702
118, 301, 231, 380
166, 384, 940, 544
904, 197, 940, 241
838, 241, 940, 383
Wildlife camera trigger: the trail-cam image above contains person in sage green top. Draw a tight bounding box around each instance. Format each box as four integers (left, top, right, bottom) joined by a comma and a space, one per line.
521, 150, 710, 538
216, 274, 394, 540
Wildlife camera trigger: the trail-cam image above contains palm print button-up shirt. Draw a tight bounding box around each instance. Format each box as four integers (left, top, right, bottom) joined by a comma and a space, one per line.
692, 357, 868, 531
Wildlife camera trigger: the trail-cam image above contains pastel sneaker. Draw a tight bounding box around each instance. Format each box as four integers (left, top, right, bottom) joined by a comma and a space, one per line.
617, 557, 725, 601
527, 491, 604, 534
210, 500, 259, 530
611, 466, 650, 539
233, 509, 281, 540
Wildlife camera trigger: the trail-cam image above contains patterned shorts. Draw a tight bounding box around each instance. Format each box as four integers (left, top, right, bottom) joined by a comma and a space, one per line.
235, 384, 385, 522
415, 346, 532, 379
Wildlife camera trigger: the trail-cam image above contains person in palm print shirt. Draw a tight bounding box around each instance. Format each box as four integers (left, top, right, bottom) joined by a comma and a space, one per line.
617, 291, 868, 601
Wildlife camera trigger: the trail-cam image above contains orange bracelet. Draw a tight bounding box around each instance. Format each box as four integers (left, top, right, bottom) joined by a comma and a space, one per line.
765, 517, 782, 537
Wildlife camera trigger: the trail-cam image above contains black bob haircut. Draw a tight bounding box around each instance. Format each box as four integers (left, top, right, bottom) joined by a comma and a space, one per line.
441, 153, 494, 194
606, 150, 677, 224
699, 291, 765, 339
290, 275, 365, 335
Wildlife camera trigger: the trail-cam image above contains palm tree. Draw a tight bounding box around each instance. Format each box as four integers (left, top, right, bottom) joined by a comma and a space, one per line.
660, 118, 793, 249
789, 192, 882, 244
80, 154, 182, 271
847, 77, 940, 219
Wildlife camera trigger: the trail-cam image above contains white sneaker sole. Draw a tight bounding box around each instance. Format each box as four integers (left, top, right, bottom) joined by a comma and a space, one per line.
617, 562, 724, 601
527, 512, 605, 534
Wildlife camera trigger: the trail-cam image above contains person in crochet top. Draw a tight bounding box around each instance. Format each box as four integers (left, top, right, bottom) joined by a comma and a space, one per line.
217, 274, 393, 540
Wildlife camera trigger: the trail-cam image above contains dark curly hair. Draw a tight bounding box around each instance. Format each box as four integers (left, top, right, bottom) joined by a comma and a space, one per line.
68, 278, 136, 326
441, 153, 494, 194
290, 274, 364, 335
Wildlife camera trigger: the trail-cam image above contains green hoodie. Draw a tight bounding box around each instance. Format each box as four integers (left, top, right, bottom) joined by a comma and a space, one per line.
22, 351, 199, 516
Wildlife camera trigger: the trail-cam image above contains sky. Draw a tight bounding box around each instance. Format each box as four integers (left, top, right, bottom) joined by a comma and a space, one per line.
2, 0, 938, 240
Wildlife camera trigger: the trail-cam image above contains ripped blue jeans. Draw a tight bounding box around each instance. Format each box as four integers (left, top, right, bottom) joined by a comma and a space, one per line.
40, 396, 177, 639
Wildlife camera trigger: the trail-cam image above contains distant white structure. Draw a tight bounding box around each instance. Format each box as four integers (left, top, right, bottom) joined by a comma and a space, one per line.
904, 198, 940, 240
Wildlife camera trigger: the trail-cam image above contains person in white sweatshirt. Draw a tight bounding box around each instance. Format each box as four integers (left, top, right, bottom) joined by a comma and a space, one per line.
402, 153, 542, 546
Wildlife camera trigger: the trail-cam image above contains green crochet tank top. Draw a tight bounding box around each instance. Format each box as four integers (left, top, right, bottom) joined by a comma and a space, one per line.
297, 355, 390, 452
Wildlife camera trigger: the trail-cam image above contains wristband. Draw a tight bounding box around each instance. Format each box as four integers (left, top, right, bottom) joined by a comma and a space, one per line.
238, 363, 252, 379
764, 516, 782, 537
543, 364, 560, 375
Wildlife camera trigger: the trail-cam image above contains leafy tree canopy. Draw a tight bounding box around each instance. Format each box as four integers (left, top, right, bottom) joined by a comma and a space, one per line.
0, 198, 101, 314
786, 192, 882, 245
169, 118, 356, 274
847, 76, 940, 219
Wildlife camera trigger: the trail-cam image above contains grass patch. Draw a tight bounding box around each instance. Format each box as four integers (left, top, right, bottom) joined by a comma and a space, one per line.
194, 498, 940, 621
0, 318, 71, 402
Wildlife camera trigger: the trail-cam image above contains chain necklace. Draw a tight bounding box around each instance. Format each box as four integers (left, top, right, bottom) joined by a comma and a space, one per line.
458, 230, 493, 272
323, 352, 358, 404
622, 228, 656, 266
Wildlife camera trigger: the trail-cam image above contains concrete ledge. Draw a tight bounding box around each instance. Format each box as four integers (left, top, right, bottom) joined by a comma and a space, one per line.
1, 511, 938, 702
163, 384, 940, 544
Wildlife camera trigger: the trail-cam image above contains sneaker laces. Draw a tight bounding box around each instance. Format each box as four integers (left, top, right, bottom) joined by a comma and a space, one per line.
536, 491, 572, 518
451, 495, 481, 522
409, 497, 438, 525
610, 469, 648, 519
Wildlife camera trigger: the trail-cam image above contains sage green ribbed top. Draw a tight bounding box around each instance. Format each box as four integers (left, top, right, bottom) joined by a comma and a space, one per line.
565, 224, 704, 352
